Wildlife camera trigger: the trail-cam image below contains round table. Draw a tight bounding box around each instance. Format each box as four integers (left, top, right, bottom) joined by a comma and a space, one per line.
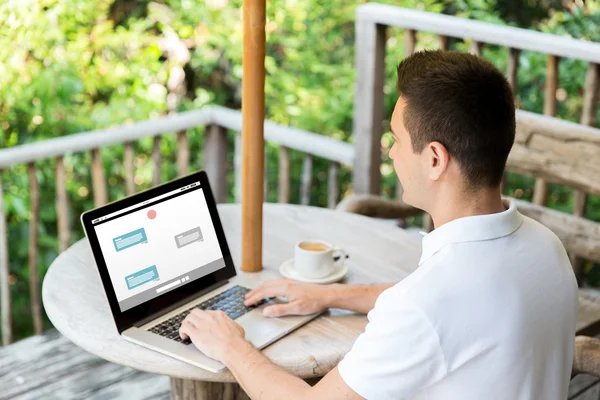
42, 204, 422, 399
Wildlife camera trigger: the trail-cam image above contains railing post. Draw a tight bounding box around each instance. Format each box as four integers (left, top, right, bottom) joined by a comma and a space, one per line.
572, 62, 600, 283
91, 149, 108, 207
27, 163, 43, 335
328, 162, 340, 209
533, 54, 559, 206
301, 155, 313, 206
278, 146, 290, 204
205, 124, 228, 203
152, 136, 161, 187
124, 142, 135, 196
177, 131, 190, 177
352, 18, 387, 195
55, 156, 71, 252
0, 172, 12, 345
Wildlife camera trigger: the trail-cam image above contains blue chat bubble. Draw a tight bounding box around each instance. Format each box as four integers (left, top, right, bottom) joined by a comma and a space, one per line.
125, 265, 159, 290
113, 228, 147, 252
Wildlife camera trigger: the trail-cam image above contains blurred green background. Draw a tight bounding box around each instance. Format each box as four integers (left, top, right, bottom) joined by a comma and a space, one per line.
2, 0, 600, 340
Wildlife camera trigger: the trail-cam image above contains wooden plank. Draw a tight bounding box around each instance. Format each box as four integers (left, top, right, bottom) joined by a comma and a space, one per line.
327, 162, 340, 209
533, 55, 559, 206
507, 110, 600, 196
438, 34, 449, 51
572, 62, 600, 283
241, 0, 266, 273
469, 40, 483, 56
176, 131, 189, 177
569, 374, 600, 399
352, 20, 387, 194
27, 163, 43, 335
300, 155, 313, 206
205, 125, 228, 204
512, 199, 600, 263
0, 172, 11, 345
55, 156, 70, 252
278, 146, 290, 204
152, 136, 161, 187
91, 148, 107, 207
0, 106, 354, 170
124, 142, 135, 196
356, 4, 600, 64
0, 329, 170, 400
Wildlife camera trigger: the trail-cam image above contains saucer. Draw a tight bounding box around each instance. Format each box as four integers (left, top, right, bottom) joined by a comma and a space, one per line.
279, 259, 348, 284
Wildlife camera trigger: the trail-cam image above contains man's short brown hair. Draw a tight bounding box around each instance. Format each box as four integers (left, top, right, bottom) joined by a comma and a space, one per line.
396, 50, 516, 189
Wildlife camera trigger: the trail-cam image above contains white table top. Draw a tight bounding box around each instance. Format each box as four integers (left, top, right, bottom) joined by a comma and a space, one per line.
42, 203, 422, 382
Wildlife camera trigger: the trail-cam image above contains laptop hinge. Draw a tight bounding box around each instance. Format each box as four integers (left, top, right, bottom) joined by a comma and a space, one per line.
133, 280, 229, 328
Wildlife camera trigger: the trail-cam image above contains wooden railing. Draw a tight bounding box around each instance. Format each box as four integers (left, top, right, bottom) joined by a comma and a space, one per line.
0, 105, 354, 345
352, 4, 600, 266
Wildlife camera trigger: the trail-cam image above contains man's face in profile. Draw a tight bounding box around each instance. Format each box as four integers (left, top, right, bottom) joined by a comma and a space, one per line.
389, 97, 428, 208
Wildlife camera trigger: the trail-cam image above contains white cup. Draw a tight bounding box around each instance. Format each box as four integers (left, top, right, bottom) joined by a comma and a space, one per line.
294, 239, 346, 279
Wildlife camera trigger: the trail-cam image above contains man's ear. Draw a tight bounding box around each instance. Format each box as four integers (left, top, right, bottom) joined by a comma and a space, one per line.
426, 141, 450, 181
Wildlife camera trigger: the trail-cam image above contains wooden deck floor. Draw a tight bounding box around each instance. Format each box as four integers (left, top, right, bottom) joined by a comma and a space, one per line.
0, 330, 169, 400
1, 329, 599, 399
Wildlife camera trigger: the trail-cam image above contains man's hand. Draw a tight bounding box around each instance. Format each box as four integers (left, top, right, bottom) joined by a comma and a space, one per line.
179, 309, 247, 362
244, 279, 331, 317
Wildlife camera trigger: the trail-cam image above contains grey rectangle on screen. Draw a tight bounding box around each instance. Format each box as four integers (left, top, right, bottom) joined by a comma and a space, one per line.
175, 226, 203, 248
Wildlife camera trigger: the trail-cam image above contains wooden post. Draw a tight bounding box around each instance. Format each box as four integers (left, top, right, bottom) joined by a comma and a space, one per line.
91, 149, 108, 207
328, 162, 340, 209
352, 21, 387, 195
572, 62, 600, 283
0, 172, 12, 345
177, 131, 189, 177
507, 48, 520, 96
438, 34, 449, 51
205, 125, 228, 204
502, 47, 521, 195
469, 40, 483, 56
152, 136, 161, 187
55, 156, 70, 252
27, 163, 43, 335
278, 146, 290, 204
124, 142, 135, 196
301, 155, 313, 206
533, 55, 559, 206
241, 0, 266, 272
403, 29, 416, 56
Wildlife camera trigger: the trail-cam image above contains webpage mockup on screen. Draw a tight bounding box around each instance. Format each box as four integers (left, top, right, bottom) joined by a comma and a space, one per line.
92, 182, 224, 311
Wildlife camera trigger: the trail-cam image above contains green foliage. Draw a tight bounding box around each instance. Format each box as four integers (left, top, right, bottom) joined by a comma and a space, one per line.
2, 0, 600, 340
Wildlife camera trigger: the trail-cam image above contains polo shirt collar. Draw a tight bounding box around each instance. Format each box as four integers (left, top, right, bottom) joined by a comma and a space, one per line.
419, 199, 523, 265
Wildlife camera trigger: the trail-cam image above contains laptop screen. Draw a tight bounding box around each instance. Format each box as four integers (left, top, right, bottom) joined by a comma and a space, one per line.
91, 181, 226, 312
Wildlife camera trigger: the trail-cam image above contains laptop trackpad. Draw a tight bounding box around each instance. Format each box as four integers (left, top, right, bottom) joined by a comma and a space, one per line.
238, 311, 290, 348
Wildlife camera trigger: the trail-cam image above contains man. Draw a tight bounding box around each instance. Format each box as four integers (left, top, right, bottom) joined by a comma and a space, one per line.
179, 50, 578, 399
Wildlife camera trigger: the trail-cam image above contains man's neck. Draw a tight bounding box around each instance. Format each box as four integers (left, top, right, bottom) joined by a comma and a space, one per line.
429, 187, 505, 229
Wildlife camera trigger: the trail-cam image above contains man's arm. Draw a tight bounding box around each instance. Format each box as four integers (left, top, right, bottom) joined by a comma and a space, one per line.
244, 279, 394, 316
224, 339, 362, 400
180, 310, 364, 400
326, 283, 394, 314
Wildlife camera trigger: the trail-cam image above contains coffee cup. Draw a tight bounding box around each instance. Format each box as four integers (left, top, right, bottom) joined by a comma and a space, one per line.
294, 240, 346, 279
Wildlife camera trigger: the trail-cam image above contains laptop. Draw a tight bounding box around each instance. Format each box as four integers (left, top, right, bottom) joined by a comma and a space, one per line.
81, 170, 323, 372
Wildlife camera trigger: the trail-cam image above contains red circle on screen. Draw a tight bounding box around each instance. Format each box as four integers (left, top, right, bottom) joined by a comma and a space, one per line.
147, 210, 157, 219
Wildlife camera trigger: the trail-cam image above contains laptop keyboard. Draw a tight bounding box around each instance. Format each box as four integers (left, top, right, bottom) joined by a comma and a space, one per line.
148, 285, 266, 345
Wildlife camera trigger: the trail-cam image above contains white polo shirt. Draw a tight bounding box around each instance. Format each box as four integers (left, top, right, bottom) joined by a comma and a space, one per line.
338, 199, 578, 400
